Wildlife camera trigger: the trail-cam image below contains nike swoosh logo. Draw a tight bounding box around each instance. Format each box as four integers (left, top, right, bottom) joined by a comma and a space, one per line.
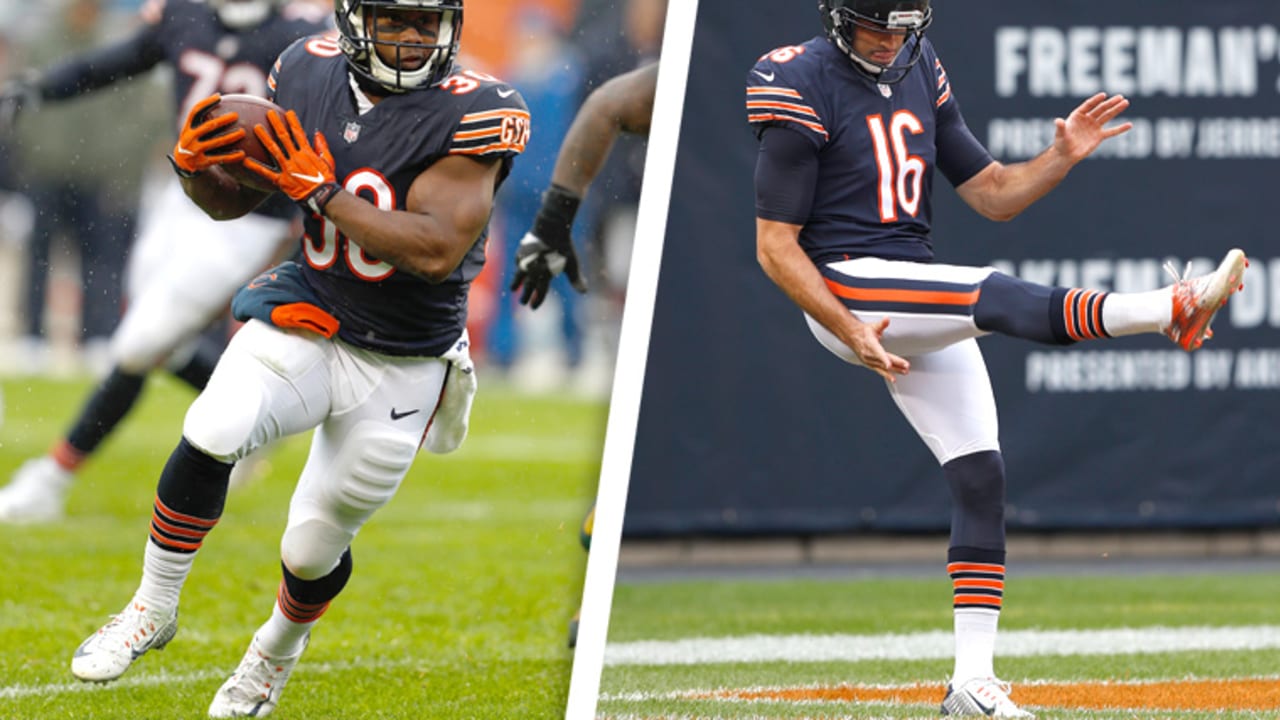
177, 148, 194, 156
497, 88, 516, 98
291, 171, 326, 184
753, 69, 775, 82
390, 408, 420, 421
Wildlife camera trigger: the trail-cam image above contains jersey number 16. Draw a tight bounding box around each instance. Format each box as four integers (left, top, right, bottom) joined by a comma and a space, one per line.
866, 110, 925, 223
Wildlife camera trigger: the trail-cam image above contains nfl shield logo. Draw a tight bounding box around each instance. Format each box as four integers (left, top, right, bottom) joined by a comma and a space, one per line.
343, 121, 361, 143
878, 83, 892, 99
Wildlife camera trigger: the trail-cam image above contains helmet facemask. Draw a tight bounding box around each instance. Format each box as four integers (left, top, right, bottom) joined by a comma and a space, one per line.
820, 0, 932, 85
335, 0, 463, 93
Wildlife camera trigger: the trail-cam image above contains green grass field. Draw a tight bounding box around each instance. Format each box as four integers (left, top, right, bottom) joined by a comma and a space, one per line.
599, 572, 1280, 719
0, 374, 605, 719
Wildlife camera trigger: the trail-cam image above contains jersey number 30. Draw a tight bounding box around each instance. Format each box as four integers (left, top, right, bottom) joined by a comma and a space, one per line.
305, 170, 396, 281
866, 111, 925, 223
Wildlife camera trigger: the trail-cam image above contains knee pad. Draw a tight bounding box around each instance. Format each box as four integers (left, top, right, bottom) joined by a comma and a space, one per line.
281, 518, 353, 580
944, 450, 1007, 550
327, 423, 418, 514
183, 383, 264, 463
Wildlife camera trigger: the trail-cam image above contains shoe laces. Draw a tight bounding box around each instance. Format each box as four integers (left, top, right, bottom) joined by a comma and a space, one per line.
92, 603, 162, 651
1163, 259, 1193, 285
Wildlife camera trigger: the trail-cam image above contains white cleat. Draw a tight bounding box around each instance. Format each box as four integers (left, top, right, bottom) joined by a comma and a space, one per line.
941, 677, 1035, 718
0, 457, 73, 524
208, 634, 309, 718
71, 601, 178, 682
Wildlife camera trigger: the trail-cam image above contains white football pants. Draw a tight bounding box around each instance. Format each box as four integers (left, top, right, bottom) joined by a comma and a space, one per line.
112, 177, 293, 373
805, 257, 1001, 465
183, 319, 461, 578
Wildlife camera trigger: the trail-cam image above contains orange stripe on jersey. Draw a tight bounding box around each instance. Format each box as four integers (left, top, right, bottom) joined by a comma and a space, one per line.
747, 86, 802, 98
747, 113, 828, 138
935, 87, 952, 107
450, 141, 525, 155
825, 280, 980, 307
459, 108, 530, 123
746, 100, 820, 119
453, 127, 503, 141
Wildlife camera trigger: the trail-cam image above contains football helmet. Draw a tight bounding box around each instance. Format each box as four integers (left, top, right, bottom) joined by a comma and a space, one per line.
210, 0, 282, 29
334, 0, 463, 92
819, 0, 932, 84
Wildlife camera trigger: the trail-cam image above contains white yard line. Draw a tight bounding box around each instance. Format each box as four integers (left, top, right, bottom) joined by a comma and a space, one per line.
603, 625, 1280, 666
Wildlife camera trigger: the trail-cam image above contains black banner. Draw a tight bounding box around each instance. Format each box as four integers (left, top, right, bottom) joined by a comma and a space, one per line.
626, 0, 1280, 535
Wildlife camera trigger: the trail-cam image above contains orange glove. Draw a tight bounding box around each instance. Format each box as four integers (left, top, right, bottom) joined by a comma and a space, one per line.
169, 94, 245, 177
245, 109, 341, 215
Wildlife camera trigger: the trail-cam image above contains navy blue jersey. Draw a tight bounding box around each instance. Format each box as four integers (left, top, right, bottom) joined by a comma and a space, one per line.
268, 36, 528, 357
37, 0, 330, 219
746, 36, 992, 264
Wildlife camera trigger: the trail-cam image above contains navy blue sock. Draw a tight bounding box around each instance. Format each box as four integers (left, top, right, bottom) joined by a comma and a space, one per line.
975, 272, 1103, 345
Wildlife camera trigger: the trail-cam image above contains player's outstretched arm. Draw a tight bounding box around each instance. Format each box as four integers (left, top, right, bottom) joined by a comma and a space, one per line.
0, 27, 163, 134
757, 218, 909, 383
510, 62, 659, 309
956, 92, 1132, 222
549, 61, 658, 196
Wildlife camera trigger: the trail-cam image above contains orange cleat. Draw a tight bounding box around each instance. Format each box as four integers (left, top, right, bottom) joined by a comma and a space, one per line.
1163, 248, 1247, 351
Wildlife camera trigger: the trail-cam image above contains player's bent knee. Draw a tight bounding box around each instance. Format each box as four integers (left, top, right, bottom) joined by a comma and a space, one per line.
183, 381, 266, 462
281, 518, 352, 580
328, 423, 417, 514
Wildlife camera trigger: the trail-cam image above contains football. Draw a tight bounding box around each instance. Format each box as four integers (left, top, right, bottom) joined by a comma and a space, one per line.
200, 94, 283, 193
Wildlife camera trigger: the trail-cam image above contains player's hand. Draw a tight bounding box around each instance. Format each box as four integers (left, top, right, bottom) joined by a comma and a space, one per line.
1053, 92, 1132, 164
170, 94, 246, 177
511, 232, 587, 309
246, 109, 340, 215
511, 185, 588, 310
849, 317, 910, 383
0, 74, 39, 135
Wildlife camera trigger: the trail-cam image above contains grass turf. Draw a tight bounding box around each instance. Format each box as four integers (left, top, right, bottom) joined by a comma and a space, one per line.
0, 373, 603, 719
599, 573, 1280, 719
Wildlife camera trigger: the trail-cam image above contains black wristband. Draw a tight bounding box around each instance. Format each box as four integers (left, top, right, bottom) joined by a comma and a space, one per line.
303, 182, 341, 215
532, 184, 582, 248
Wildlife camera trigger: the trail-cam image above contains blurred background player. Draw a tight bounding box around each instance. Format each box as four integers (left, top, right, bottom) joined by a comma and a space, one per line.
68, 2, 531, 715
748, 0, 1245, 715
0, 0, 331, 523
5, 0, 150, 374
484, 0, 663, 394
508, 59, 656, 648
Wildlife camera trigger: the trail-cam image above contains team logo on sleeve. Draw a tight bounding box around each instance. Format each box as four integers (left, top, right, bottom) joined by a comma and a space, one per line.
450, 108, 531, 156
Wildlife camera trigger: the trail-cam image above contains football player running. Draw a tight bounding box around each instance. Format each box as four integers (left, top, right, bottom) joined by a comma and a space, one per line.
70, 1, 528, 716
748, 1, 1246, 717
0, 0, 331, 523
